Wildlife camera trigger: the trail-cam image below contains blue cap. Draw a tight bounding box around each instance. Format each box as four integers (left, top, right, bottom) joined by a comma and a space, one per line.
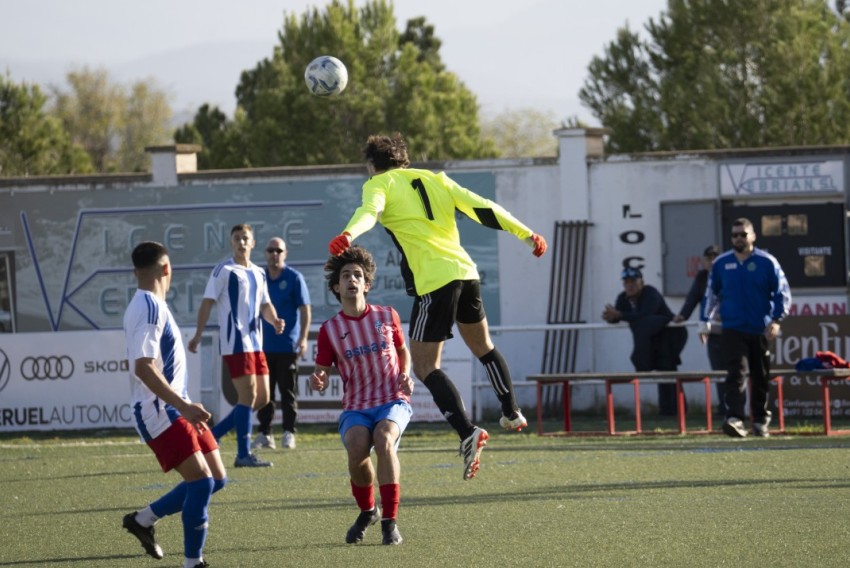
621, 267, 643, 280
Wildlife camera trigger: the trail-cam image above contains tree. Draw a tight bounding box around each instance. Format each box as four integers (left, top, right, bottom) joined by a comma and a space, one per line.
173, 104, 249, 170
399, 16, 444, 71
481, 108, 559, 158
51, 67, 173, 172
118, 80, 173, 172
0, 74, 92, 177
177, 0, 494, 168
579, 0, 850, 152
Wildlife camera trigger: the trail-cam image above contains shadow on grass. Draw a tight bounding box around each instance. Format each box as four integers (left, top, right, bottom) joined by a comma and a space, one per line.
151, 474, 850, 515
0, 554, 138, 566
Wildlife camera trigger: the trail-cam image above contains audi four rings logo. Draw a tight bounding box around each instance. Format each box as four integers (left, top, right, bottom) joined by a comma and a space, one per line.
0, 348, 9, 393
20, 355, 75, 380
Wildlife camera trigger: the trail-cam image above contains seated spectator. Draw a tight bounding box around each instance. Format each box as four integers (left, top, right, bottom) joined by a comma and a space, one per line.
602, 267, 688, 416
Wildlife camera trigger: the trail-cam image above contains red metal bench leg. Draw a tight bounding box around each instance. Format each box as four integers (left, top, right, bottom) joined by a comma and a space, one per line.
537, 381, 544, 436
564, 381, 572, 433
775, 376, 785, 434
822, 378, 832, 436
704, 377, 713, 432
676, 379, 685, 434
606, 380, 615, 435
634, 379, 642, 434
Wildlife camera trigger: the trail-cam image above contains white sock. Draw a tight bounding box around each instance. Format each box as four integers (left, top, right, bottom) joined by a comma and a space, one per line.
135, 506, 158, 528
184, 557, 202, 568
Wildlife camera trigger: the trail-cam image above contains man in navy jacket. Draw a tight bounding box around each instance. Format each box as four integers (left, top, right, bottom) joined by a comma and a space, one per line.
603, 267, 688, 416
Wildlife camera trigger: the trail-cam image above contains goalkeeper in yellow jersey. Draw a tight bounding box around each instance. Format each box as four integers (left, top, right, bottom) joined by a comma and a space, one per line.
329, 133, 548, 480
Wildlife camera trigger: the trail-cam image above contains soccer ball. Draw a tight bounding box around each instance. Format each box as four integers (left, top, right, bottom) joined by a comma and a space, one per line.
304, 56, 348, 97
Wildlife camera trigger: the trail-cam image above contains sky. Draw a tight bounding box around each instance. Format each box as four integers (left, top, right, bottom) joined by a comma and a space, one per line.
0, 0, 669, 125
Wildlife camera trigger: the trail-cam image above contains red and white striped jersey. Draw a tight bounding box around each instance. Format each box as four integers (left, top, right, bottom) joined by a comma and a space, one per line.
315, 304, 409, 410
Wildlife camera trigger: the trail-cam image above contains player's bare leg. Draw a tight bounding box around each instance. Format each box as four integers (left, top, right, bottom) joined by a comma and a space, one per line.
458, 319, 526, 431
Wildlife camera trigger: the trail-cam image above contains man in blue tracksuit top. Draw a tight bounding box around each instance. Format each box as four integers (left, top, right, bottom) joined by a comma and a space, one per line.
705, 218, 791, 438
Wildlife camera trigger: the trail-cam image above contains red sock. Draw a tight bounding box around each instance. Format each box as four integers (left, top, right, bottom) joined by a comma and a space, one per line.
350, 479, 375, 512
379, 483, 400, 520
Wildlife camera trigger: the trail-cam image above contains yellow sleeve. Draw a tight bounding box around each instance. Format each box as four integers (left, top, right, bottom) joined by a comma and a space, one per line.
441, 172, 535, 240
342, 182, 385, 239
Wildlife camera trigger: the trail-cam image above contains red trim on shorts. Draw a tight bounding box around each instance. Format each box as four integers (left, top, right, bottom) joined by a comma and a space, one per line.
224, 352, 269, 378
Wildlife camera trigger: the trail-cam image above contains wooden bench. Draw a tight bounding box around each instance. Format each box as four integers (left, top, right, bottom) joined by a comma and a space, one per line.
529, 371, 786, 436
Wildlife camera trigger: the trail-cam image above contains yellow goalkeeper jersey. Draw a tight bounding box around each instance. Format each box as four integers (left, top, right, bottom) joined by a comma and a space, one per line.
343, 168, 534, 296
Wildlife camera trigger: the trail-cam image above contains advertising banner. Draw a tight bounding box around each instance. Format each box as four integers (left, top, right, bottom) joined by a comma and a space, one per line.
775, 316, 850, 419
720, 159, 844, 196
0, 330, 201, 432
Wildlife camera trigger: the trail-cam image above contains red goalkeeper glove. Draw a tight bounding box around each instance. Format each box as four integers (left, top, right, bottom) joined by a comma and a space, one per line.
526, 233, 547, 257
328, 232, 352, 256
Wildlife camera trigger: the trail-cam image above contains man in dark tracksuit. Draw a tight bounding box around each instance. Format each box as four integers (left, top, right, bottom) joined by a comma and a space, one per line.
706, 218, 791, 438
602, 267, 688, 416
673, 245, 725, 413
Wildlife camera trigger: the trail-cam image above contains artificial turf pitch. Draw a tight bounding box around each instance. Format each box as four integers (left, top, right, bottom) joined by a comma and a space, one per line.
2, 420, 850, 567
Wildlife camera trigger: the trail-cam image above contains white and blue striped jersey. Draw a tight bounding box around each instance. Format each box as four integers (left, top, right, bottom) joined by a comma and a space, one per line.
203, 258, 270, 355
124, 289, 189, 441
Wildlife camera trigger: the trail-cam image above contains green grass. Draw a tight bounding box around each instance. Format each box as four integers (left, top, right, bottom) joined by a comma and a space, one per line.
3, 422, 850, 567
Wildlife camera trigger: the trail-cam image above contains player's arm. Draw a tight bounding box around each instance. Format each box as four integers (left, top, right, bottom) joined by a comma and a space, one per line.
297, 304, 311, 355
188, 298, 215, 353
261, 301, 285, 334
330, 184, 386, 254
310, 364, 333, 392
445, 175, 547, 257
310, 325, 335, 391
135, 357, 210, 426
396, 342, 411, 376
395, 343, 413, 395
389, 307, 413, 394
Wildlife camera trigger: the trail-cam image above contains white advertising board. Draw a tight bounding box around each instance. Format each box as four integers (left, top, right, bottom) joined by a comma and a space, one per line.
720, 159, 844, 196
0, 330, 201, 432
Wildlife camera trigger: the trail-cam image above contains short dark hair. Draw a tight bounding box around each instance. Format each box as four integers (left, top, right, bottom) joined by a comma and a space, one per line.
132, 241, 168, 270
732, 218, 754, 233
231, 223, 253, 235
363, 133, 410, 172
324, 245, 377, 302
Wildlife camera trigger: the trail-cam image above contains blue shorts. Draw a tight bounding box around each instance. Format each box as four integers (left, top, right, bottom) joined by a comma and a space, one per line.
338, 399, 413, 445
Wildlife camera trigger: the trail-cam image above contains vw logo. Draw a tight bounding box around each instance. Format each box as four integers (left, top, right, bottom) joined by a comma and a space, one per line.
0, 348, 9, 392
20, 355, 74, 380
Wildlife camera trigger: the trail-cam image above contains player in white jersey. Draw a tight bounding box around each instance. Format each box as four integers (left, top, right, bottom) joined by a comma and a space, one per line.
189, 224, 285, 468
311, 246, 413, 546
122, 241, 227, 568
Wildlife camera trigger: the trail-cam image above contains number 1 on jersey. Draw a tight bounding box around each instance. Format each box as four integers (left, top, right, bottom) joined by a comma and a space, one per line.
411, 178, 434, 220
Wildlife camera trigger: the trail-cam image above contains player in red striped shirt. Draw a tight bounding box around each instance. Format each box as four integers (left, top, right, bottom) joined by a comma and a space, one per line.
311, 246, 413, 546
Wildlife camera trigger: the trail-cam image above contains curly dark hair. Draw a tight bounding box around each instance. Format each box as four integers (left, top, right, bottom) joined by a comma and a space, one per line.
363, 133, 410, 172
324, 245, 377, 301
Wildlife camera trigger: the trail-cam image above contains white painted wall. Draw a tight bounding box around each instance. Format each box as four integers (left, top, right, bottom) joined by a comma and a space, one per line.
586, 157, 718, 376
